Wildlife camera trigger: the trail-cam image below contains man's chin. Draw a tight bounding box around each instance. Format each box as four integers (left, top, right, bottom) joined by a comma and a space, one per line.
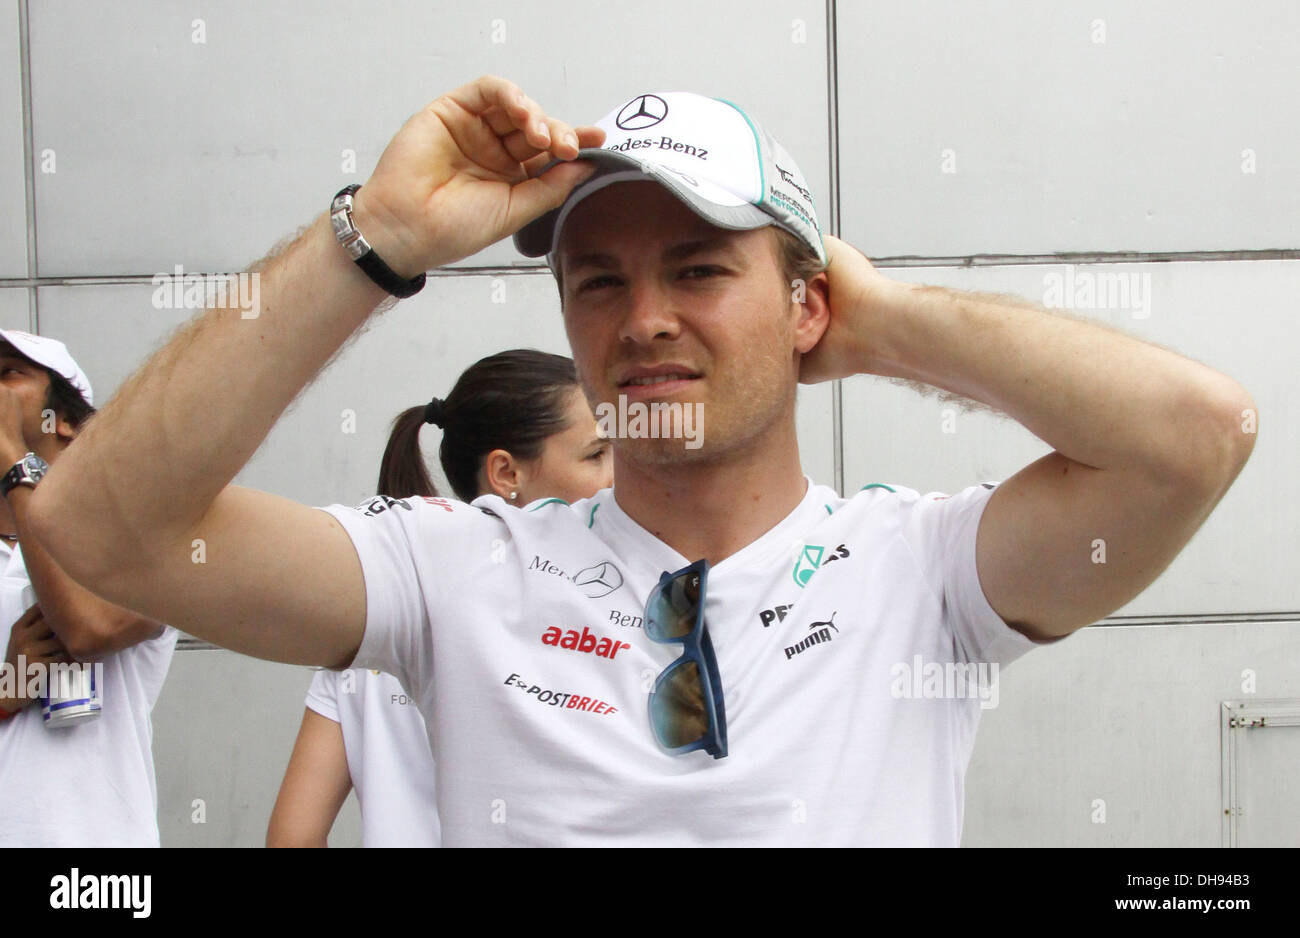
613, 435, 711, 467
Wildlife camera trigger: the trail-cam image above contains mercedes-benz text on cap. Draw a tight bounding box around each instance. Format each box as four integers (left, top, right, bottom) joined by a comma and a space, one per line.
514, 91, 826, 269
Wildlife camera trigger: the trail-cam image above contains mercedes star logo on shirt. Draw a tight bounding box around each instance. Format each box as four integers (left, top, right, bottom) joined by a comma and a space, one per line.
572, 561, 624, 598
616, 94, 669, 131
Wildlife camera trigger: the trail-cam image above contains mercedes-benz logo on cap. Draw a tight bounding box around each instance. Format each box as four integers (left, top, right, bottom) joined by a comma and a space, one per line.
616, 94, 668, 131
572, 561, 624, 598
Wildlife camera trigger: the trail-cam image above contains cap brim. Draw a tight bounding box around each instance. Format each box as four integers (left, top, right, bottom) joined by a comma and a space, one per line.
513, 149, 772, 262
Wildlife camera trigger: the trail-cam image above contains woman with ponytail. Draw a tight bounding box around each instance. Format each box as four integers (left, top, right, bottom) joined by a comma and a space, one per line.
267, 350, 611, 847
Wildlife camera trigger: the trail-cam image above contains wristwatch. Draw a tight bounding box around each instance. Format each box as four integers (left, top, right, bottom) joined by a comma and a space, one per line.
0, 453, 49, 497
330, 185, 427, 298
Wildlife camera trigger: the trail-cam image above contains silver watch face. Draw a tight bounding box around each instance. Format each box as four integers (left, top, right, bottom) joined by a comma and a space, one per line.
22, 454, 48, 483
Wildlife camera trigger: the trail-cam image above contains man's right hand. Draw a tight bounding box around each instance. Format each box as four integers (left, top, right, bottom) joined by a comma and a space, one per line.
351, 75, 606, 276
1, 603, 70, 715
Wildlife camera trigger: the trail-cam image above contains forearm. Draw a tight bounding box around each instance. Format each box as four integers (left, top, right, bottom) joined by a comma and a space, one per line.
267, 708, 352, 847
5, 486, 164, 658
866, 281, 1255, 485
31, 207, 390, 580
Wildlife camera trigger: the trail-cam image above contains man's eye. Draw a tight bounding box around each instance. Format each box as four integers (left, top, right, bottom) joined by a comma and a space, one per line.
680, 266, 721, 280
579, 275, 619, 292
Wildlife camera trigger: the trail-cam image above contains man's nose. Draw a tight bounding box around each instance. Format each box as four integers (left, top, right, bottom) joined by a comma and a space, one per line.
617, 279, 680, 345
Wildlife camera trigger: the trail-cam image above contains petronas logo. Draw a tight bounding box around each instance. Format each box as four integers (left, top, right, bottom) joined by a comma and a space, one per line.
792, 545, 825, 588
792, 543, 851, 588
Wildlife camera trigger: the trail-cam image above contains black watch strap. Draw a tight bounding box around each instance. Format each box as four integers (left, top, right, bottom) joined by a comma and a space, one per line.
331, 185, 427, 299
1, 454, 45, 497
354, 247, 426, 298
0, 464, 24, 497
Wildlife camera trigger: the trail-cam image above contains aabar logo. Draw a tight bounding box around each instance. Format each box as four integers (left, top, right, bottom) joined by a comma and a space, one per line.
616, 93, 668, 130
542, 626, 631, 660
792, 543, 850, 587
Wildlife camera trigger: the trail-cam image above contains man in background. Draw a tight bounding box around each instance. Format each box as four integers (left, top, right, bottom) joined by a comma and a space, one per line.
0, 330, 176, 847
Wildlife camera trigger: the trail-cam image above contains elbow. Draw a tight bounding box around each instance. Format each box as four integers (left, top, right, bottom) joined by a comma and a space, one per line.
53, 609, 157, 661
1181, 388, 1258, 499
57, 622, 115, 662
1211, 388, 1258, 479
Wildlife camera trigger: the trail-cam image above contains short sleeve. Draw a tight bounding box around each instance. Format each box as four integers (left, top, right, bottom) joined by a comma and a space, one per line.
900, 483, 1047, 669
305, 668, 341, 723
314, 499, 434, 697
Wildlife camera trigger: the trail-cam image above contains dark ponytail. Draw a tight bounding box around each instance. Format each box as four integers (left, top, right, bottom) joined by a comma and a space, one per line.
376, 349, 579, 502
376, 405, 438, 499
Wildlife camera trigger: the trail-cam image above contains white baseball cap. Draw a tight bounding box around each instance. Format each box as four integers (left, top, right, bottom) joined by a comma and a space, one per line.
0, 329, 94, 406
514, 91, 826, 269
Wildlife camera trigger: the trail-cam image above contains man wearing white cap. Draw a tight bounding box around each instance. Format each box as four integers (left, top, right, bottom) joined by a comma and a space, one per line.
32, 76, 1255, 844
0, 330, 176, 847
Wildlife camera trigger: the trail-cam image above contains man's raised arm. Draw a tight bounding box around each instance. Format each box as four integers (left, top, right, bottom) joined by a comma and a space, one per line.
28, 76, 603, 667
805, 236, 1257, 643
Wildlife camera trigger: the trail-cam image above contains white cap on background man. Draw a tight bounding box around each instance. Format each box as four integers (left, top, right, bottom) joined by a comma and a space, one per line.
0, 329, 94, 407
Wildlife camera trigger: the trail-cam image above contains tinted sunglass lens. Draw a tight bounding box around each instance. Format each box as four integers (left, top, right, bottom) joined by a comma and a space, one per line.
650, 659, 710, 749
646, 571, 701, 640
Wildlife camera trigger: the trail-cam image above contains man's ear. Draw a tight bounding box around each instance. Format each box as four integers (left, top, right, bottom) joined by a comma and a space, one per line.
50, 410, 80, 446
792, 270, 831, 354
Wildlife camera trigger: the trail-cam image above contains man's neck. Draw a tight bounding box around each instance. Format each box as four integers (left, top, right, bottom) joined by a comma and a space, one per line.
611, 416, 809, 565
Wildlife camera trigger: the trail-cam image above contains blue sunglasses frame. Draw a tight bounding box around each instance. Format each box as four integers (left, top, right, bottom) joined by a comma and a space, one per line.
644, 558, 728, 759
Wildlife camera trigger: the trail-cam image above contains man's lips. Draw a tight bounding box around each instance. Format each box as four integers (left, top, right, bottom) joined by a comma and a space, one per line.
614, 366, 703, 398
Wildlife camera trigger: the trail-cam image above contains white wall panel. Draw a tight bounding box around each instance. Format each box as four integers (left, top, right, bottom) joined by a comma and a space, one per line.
837, 1, 1300, 257
31, 0, 828, 277
151, 651, 363, 846
0, 286, 29, 330
963, 620, 1300, 846
842, 259, 1293, 616
0, 1, 28, 278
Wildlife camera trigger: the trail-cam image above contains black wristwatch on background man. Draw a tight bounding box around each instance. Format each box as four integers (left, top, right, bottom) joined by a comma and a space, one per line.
0, 453, 49, 497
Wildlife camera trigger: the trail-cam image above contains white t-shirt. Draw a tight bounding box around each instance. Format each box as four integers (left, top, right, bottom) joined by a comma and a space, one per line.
318, 480, 1053, 846
304, 667, 440, 847
0, 542, 177, 847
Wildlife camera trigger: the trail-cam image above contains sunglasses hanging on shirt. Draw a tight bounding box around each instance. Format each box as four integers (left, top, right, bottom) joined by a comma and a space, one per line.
644, 559, 728, 759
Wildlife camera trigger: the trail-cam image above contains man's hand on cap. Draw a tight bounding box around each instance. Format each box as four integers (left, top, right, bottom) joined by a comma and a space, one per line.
350, 75, 606, 275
